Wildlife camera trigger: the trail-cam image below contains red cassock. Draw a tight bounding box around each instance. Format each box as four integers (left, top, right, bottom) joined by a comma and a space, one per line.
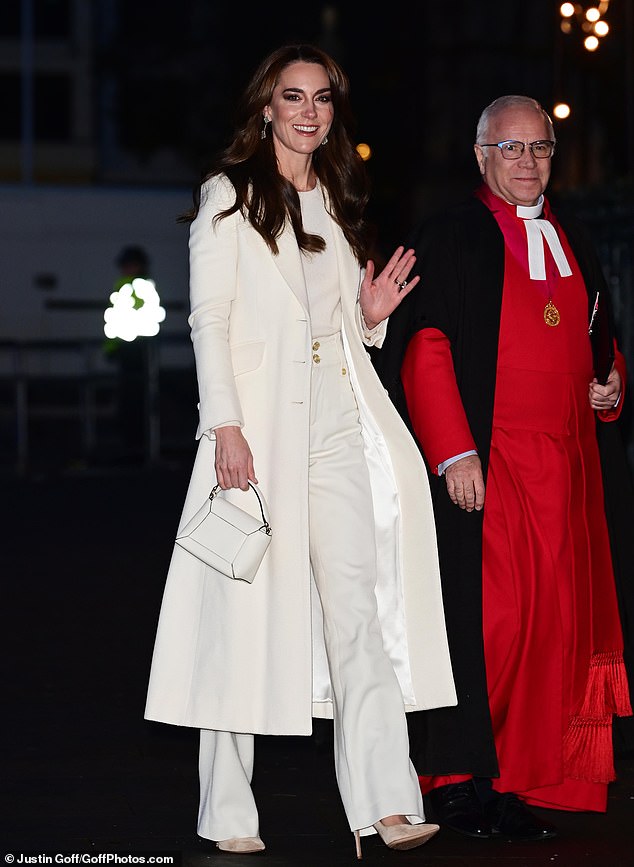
402, 187, 631, 811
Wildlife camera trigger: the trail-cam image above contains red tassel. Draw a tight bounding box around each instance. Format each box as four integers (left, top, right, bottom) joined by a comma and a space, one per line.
579, 652, 632, 718
563, 651, 632, 783
564, 715, 615, 783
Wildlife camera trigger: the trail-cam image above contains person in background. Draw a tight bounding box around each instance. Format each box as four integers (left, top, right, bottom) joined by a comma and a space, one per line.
114, 244, 150, 287
144, 43, 456, 858
374, 94, 633, 842
105, 245, 151, 460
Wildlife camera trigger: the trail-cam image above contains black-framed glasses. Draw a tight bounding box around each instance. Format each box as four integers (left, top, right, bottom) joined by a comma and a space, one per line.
480, 140, 555, 160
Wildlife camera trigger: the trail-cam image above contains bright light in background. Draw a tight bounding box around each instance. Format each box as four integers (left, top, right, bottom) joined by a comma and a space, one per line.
553, 102, 571, 119
356, 142, 371, 161
559, 1, 611, 49
104, 278, 166, 342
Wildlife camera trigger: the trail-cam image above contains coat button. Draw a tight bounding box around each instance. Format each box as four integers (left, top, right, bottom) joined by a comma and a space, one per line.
312, 340, 320, 351
313, 353, 321, 363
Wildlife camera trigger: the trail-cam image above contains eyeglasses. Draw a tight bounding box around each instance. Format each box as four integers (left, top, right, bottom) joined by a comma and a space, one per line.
479, 140, 555, 160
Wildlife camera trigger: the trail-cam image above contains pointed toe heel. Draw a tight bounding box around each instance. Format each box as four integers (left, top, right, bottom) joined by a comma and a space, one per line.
216, 836, 265, 854
373, 820, 440, 851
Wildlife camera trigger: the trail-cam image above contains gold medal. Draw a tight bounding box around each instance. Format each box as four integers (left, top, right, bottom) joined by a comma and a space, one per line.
543, 299, 561, 327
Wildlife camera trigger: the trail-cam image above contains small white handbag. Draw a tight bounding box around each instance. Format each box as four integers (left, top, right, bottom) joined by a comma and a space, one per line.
175, 483, 272, 583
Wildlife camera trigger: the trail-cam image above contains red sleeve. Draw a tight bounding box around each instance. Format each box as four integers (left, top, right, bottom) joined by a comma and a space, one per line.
401, 327, 477, 474
598, 341, 627, 423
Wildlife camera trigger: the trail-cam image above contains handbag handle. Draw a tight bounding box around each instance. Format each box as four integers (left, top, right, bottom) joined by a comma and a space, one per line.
209, 482, 272, 535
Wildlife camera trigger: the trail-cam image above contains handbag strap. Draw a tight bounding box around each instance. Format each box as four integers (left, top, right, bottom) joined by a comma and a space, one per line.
209, 482, 271, 534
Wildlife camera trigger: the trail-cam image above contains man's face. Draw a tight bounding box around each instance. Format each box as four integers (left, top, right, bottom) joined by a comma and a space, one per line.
474, 106, 553, 206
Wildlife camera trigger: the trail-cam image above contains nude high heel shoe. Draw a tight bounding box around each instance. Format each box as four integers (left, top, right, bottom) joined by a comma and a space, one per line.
216, 836, 265, 853
354, 821, 439, 859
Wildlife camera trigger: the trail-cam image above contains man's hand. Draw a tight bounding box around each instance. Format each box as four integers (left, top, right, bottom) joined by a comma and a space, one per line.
445, 454, 485, 511
589, 365, 621, 412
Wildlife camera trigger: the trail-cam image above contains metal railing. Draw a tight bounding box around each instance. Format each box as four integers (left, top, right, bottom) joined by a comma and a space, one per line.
0, 334, 194, 474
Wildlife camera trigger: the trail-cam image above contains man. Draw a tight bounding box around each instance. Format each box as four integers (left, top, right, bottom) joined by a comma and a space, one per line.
375, 95, 633, 841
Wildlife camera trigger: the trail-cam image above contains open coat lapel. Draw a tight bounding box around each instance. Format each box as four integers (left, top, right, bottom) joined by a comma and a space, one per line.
330, 215, 363, 321
271, 187, 361, 318
272, 220, 310, 315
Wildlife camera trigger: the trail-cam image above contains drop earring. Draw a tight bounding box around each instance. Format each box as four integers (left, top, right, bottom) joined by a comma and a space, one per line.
321, 134, 328, 146
261, 116, 270, 140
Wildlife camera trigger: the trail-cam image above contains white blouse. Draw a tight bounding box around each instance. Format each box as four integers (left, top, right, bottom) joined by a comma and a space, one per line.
298, 184, 341, 339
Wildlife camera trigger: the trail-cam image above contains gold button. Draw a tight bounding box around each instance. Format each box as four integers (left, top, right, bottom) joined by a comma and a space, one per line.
313, 353, 320, 363
341, 367, 347, 376
312, 340, 320, 351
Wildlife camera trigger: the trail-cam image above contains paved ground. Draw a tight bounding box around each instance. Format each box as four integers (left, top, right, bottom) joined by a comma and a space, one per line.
3, 459, 633, 867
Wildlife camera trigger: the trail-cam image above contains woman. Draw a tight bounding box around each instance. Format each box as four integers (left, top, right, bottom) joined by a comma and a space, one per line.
144, 43, 456, 858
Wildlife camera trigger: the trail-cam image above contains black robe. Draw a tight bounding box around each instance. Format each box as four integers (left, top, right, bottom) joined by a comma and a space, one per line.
373, 194, 634, 775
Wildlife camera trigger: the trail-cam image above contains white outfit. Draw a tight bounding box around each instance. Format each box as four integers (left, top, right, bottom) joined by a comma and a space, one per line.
144, 175, 456, 838
300, 184, 341, 335
199, 333, 424, 837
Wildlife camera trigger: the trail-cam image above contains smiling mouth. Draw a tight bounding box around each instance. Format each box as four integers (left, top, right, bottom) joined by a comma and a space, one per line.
293, 125, 319, 133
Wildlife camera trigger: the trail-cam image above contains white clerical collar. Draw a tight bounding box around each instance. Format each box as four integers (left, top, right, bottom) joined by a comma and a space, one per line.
512, 195, 572, 280
515, 195, 544, 220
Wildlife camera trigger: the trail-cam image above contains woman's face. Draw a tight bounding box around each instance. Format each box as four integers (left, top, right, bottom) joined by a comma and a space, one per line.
264, 61, 333, 164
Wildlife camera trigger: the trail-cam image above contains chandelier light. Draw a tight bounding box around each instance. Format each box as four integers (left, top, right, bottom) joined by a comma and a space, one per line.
559, 1, 611, 50
553, 102, 572, 119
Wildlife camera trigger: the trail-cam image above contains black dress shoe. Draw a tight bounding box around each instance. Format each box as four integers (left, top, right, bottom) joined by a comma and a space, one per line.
485, 793, 558, 841
428, 781, 492, 838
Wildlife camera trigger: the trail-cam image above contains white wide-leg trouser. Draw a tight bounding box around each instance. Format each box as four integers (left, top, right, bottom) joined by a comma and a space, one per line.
198, 333, 424, 841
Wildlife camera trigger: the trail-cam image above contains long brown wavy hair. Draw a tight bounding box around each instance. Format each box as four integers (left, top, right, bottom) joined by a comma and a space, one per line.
182, 44, 372, 265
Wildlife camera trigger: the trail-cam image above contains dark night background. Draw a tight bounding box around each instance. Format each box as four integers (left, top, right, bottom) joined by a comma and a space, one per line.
2, 1, 632, 210
104, 1, 634, 241
0, 1, 632, 461
2, 4, 634, 862
102, 0, 634, 463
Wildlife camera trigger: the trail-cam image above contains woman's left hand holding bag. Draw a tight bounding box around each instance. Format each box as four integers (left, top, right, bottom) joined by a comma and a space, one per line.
214, 425, 258, 490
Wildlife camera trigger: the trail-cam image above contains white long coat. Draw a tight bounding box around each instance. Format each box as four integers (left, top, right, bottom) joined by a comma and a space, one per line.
144, 176, 456, 735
